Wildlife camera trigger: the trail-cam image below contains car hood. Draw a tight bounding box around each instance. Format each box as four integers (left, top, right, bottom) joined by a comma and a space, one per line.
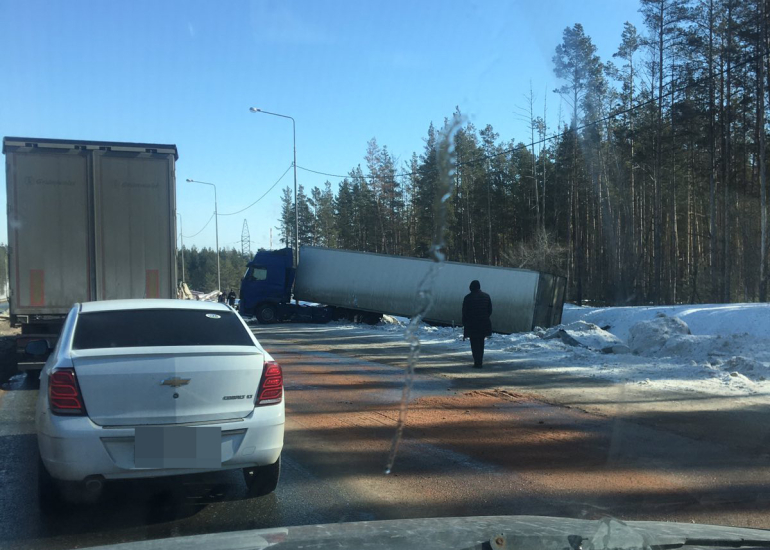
82, 515, 770, 550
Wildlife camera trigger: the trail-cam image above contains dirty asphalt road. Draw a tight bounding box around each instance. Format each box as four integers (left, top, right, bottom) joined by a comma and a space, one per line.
1, 323, 768, 550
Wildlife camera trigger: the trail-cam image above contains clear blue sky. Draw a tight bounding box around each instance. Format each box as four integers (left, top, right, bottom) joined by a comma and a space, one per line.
0, 0, 644, 252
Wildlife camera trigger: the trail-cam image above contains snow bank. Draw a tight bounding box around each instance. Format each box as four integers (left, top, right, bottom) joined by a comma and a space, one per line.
344, 301, 770, 397
543, 321, 624, 351
627, 313, 691, 355
562, 302, 770, 341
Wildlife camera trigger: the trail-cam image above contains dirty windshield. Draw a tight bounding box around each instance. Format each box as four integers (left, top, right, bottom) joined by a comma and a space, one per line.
1, 1, 769, 549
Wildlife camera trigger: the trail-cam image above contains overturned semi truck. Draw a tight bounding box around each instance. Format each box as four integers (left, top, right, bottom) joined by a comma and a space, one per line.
239, 247, 565, 334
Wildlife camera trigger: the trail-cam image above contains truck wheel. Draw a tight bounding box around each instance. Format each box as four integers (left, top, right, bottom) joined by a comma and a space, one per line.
256, 304, 278, 324
329, 308, 348, 321
362, 313, 383, 325
243, 456, 280, 497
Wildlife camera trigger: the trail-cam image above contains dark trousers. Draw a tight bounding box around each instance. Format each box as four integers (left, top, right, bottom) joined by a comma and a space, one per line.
470, 336, 485, 366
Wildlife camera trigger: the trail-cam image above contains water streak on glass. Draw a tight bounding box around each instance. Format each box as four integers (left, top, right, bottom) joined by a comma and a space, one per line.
385, 115, 464, 474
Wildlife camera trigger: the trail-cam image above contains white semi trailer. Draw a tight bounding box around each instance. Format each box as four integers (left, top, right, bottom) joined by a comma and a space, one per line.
240, 246, 565, 333
3, 136, 178, 369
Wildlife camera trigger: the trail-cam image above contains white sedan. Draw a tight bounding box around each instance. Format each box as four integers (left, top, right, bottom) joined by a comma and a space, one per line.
34, 299, 284, 503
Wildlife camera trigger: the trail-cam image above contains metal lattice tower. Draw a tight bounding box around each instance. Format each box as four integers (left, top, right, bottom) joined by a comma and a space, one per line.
241, 219, 251, 257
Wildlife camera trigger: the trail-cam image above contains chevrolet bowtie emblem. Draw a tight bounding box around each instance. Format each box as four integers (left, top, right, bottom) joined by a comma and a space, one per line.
161, 377, 191, 388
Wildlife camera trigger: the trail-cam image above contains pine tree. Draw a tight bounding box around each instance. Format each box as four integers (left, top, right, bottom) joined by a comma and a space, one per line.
335, 179, 356, 249
413, 123, 438, 257
296, 185, 314, 246
553, 23, 604, 304
286, 0, 769, 307
277, 186, 293, 248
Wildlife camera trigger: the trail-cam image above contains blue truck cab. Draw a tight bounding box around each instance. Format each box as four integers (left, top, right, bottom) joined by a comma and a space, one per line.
239, 248, 330, 324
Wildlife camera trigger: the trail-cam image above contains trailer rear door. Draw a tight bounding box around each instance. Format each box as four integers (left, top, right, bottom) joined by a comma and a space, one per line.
6, 148, 92, 315
93, 152, 175, 300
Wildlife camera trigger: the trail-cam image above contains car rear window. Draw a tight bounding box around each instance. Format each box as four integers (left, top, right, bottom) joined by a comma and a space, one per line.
72, 309, 255, 349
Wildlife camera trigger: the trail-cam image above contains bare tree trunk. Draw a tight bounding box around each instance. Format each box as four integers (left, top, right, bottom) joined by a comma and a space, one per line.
598, 130, 618, 301
687, 150, 693, 292
630, 57, 638, 301
543, 90, 548, 229
465, 178, 476, 264
566, 172, 568, 305
741, 101, 750, 301
572, 79, 581, 303
487, 175, 492, 265
528, 82, 541, 229
757, 0, 768, 302
654, 1, 664, 303
708, 0, 718, 302
671, 62, 679, 303
691, 186, 701, 304
722, 0, 733, 303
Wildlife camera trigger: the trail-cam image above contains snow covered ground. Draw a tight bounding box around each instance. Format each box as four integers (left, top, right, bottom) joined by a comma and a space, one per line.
333, 302, 770, 397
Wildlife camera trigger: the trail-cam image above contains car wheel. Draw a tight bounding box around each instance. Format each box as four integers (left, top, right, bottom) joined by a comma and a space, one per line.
243, 456, 280, 497
38, 457, 60, 511
256, 304, 277, 324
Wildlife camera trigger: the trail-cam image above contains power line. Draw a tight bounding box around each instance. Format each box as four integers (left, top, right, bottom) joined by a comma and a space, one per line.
297, 164, 416, 180
182, 165, 292, 241
218, 164, 293, 216
296, 165, 351, 179
182, 213, 215, 239
297, 47, 770, 181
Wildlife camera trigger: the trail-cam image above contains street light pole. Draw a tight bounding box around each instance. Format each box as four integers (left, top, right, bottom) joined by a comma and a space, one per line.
185, 178, 220, 292
249, 107, 299, 268
177, 213, 185, 284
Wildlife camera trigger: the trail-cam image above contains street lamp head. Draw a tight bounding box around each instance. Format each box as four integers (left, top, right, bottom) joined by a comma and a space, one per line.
249, 107, 261, 113
185, 178, 193, 182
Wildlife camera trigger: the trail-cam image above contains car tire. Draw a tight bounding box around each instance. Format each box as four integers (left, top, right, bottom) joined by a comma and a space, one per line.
243, 456, 280, 497
38, 456, 59, 511
256, 304, 278, 324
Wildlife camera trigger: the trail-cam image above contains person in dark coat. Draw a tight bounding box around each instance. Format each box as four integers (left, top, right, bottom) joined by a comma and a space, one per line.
227, 289, 237, 307
462, 280, 492, 368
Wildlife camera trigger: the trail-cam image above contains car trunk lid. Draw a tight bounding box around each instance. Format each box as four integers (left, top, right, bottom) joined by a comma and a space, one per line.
71, 346, 263, 426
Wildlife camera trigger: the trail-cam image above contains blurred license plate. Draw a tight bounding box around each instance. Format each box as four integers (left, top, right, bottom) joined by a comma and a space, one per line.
134, 426, 221, 469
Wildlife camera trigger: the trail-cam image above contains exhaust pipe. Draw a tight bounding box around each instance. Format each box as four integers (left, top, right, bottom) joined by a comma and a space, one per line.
84, 476, 104, 493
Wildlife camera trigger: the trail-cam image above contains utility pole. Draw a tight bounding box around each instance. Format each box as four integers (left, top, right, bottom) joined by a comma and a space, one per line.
249, 107, 299, 267
177, 213, 185, 284
186, 179, 220, 291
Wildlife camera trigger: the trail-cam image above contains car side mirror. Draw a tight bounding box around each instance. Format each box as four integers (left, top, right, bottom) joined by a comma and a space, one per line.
25, 339, 50, 357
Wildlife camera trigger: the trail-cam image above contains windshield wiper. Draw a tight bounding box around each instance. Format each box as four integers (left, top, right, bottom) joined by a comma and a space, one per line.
465, 533, 770, 550
463, 534, 600, 550
667, 539, 770, 549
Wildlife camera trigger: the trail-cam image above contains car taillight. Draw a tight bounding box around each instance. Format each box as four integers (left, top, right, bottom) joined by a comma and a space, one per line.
256, 361, 283, 406
48, 368, 86, 416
